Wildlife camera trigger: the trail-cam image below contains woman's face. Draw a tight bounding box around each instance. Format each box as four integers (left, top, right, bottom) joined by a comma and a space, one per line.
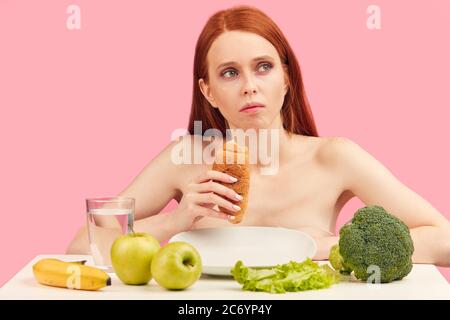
199, 31, 288, 131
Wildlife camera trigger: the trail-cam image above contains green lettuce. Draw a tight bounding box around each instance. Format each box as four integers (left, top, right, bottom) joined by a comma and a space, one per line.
230, 259, 340, 294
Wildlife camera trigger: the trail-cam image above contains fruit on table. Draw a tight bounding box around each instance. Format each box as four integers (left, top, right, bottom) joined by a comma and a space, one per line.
151, 241, 202, 290
44, 258, 87, 265
32, 258, 111, 291
111, 232, 161, 285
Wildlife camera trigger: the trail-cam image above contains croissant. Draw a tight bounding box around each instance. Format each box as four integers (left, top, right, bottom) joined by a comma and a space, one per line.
212, 140, 250, 224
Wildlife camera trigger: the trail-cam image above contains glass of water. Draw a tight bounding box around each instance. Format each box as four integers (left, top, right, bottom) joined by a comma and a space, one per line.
86, 197, 134, 272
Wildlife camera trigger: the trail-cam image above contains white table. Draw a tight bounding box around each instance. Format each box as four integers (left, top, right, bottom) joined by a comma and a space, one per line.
1, 255, 449, 300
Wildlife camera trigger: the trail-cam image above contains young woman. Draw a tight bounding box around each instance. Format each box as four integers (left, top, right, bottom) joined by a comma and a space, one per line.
67, 6, 450, 264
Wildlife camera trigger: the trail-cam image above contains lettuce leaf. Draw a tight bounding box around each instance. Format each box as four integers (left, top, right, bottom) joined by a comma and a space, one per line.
230, 259, 340, 294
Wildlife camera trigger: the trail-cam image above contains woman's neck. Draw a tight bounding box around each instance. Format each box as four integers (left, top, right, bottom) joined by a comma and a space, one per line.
226, 124, 294, 175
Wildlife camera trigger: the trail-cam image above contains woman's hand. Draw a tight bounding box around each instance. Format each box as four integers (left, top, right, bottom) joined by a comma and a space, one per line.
170, 170, 243, 232
293, 226, 339, 261
312, 235, 339, 260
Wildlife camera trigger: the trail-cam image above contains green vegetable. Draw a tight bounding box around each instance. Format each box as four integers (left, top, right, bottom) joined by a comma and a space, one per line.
329, 244, 352, 275
230, 259, 340, 294
329, 205, 414, 283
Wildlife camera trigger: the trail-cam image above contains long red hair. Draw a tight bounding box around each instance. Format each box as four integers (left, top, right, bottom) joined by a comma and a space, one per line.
188, 5, 318, 137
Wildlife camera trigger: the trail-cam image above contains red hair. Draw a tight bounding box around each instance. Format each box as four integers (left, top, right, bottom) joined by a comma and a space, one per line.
188, 5, 318, 137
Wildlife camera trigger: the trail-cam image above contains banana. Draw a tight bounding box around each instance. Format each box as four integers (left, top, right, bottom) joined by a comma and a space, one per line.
44, 258, 87, 265
32, 258, 111, 291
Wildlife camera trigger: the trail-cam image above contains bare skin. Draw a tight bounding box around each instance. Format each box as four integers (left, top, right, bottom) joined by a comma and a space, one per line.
67, 30, 450, 265
67, 134, 450, 264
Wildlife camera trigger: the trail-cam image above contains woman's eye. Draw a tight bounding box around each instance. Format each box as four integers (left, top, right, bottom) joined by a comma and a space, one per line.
221, 63, 272, 78
258, 62, 273, 73
222, 69, 238, 78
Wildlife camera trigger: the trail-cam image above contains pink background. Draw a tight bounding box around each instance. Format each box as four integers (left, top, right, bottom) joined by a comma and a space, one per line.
1, 0, 449, 286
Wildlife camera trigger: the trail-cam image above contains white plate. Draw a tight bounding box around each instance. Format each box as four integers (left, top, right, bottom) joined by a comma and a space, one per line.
169, 226, 317, 276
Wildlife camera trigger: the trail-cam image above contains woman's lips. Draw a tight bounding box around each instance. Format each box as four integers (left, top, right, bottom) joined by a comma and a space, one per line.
239, 104, 265, 113
240, 106, 264, 113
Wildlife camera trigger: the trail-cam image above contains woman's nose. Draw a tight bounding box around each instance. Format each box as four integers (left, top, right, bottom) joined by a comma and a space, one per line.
241, 76, 257, 95
243, 87, 257, 95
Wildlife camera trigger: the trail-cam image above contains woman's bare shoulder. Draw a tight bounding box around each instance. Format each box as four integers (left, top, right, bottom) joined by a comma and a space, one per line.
288, 134, 340, 158
170, 133, 215, 158
313, 136, 363, 167
119, 135, 209, 215
165, 135, 211, 187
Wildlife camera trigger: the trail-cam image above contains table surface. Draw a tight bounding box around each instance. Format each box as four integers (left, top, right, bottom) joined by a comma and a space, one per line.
1, 255, 450, 300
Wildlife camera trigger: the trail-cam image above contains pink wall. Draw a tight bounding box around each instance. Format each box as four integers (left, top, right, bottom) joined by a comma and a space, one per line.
1, 0, 449, 286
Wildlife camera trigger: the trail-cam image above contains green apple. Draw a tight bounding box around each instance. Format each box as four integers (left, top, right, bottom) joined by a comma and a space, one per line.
151, 241, 202, 290
111, 232, 161, 285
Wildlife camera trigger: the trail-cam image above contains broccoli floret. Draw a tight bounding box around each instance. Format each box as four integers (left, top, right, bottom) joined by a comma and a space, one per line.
330, 205, 414, 283
329, 244, 353, 275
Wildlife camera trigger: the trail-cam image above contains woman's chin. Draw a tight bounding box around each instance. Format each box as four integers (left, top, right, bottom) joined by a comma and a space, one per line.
234, 124, 266, 132
230, 118, 267, 131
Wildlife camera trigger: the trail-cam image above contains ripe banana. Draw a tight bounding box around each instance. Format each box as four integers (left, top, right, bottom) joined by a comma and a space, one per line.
32, 258, 111, 291
44, 258, 87, 265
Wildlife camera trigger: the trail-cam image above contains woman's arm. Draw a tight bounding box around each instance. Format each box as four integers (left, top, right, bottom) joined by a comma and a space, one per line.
322, 137, 450, 265
66, 139, 184, 254
66, 136, 240, 254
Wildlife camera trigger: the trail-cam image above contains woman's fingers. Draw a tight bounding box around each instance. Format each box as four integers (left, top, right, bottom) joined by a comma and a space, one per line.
196, 170, 238, 184
195, 192, 241, 213
182, 170, 241, 223
195, 205, 235, 221
193, 181, 242, 202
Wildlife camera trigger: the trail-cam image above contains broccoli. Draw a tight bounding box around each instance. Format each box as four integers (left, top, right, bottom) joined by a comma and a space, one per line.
329, 205, 414, 283
329, 244, 352, 275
